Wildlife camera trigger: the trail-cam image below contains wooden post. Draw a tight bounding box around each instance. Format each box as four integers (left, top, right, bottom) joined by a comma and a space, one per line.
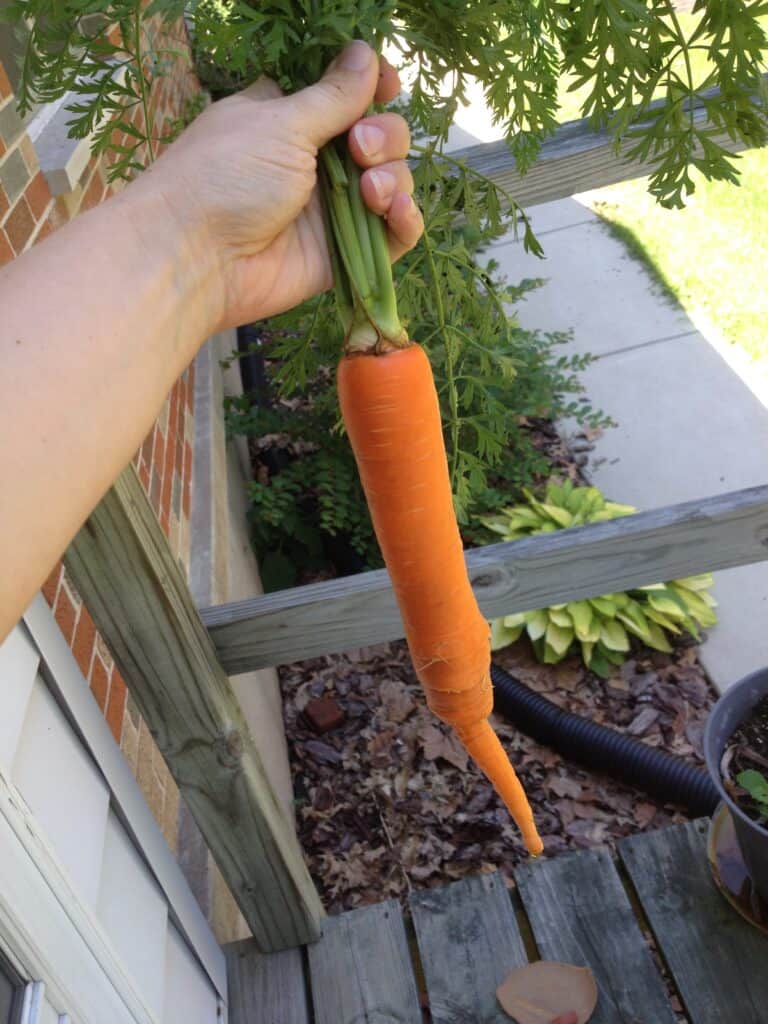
64, 465, 323, 952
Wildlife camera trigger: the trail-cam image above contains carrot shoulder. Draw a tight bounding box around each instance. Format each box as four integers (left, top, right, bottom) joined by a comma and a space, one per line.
338, 343, 543, 856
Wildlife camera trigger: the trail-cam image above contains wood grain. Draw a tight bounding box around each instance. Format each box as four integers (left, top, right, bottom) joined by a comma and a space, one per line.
409, 872, 527, 1023
620, 819, 768, 1024
202, 485, 768, 672
449, 79, 765, 209
307, 901, 421, 1024
225, 938, 309, 1024
63, 465, 323, 952
515, 847, 676, 1024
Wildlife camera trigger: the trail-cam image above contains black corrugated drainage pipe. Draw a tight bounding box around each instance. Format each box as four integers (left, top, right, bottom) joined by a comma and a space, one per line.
490, 662, 719, 817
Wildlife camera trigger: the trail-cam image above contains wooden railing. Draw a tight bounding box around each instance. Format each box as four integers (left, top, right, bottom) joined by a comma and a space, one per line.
64, 87, 767, 952
202, 487, 768, 674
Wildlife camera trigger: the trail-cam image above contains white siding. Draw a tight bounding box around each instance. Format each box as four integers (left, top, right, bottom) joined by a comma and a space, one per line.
163, 927, 220, 1024
1, 599, 227, 1023
97, 812, 168, 1019
36, 997, 60, 1024
11, 679, 110, 909
0, 627, 39, 774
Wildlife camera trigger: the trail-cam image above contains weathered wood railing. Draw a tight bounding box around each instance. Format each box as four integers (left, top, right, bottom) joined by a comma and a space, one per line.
64, 83, 767, 952
201, 486, 768, 674
454, 78, 765, 208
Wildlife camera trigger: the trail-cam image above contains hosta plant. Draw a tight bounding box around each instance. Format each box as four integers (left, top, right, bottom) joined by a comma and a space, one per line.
483, 481, 718, 678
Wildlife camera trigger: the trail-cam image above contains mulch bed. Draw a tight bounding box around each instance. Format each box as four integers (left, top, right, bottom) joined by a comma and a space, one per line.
280, 632, 716, 913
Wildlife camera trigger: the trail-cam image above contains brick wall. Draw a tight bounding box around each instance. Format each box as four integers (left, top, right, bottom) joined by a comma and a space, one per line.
1, 22, 201, 854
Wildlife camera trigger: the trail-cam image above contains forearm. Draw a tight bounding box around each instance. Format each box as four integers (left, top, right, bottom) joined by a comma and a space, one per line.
0, 184, 220, 638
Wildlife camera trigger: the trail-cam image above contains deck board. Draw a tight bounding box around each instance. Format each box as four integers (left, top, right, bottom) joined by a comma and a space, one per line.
516, 847, 677, 1024
410, 872, 527, 1023
307, 900, 421, 1024
225, 939, 309, 1024
620, 819, 768, 1024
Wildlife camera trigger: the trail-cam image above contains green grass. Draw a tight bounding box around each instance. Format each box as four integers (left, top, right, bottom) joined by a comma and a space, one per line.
553, 9, 768, 366
586, 148, 768, 365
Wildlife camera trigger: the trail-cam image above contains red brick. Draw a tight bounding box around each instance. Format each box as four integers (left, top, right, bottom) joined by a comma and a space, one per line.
159, 466, 173, 526
161, 393, 179, 516
72, 608, 96, 677
54, 587, 78, 645
80, 168, 103, 212
152, 429, 165, 474
0, 63, 11, 100
186, 364, 194, 410
0, 183, 8, 221
150, 469, 162, 513
106, 672, 127, 743
90, 656, 110, 712
33, 220, 52, 245
159, 507, 170, 537
141, 426, 155, 476
0, 135, 5, 159
182, 478, 190, 519
25, 172, 50, 220
177, 380, 186, 437
42, 564, 62, 607
139, 461, 150, 490
0, 230, 12, 267
167, 380, 179, 449
183, 440, 192, 487
5, 197, 35, 254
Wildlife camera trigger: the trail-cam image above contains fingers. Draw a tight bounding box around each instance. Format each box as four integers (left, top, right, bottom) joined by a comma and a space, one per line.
284, 41, 380, 149
348, 113, 410, 167
360, 161, 413, 215
385, 191, 424, 260
374, 56, 400, 103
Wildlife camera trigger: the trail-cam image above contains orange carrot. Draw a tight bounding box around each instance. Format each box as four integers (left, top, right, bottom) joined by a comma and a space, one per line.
338, 342, 543, 856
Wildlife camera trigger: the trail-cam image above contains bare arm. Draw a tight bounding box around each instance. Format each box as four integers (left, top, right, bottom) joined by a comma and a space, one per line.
0, 41, 422, 639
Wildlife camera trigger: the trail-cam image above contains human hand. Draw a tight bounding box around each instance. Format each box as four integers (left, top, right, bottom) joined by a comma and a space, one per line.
139, 40, 422, 332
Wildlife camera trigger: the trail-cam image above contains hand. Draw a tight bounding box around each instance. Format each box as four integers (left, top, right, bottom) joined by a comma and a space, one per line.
140, 40, 422, 332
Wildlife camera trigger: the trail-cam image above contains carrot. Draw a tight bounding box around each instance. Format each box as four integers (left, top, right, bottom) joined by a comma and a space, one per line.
338, 342, 543, 856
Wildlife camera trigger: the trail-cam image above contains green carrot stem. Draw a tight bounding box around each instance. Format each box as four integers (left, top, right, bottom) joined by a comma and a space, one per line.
344, 147, 377, 293
318, 139, 407, 351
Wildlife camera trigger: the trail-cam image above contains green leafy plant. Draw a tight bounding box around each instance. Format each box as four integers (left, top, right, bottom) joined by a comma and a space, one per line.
226, 300, 603, 585
224, 383, 381, 588
737, 769, 768, 820
483, 480, 718, 677
5, 0, 766, 575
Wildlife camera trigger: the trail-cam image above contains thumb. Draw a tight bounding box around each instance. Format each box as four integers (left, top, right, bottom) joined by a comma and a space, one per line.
284, 41, 380, 148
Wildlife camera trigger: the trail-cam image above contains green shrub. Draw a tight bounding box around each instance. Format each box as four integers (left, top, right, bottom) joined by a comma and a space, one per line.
483, 481, 718, 676
226, 277, 607, 589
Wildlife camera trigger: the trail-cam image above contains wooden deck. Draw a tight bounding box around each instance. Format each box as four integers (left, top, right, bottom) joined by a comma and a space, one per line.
225, 819, 768, 1023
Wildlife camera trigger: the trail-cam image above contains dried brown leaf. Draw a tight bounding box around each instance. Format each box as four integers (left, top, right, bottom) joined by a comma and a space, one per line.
379, 679, 416, 724
497, 961, 598, 1024
420, 723, 470, 772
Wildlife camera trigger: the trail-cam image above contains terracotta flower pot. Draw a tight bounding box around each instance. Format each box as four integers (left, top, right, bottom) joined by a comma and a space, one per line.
704, 668, 768, 904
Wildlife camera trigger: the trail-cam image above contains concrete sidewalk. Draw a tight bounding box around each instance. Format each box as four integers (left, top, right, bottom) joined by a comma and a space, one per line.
485, 195, 768, 692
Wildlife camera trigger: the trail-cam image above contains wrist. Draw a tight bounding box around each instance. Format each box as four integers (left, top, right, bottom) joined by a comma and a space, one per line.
112, 172, 228, 341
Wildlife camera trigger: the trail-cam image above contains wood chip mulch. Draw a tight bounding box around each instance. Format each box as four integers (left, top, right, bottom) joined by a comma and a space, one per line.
280, 633, 716, 913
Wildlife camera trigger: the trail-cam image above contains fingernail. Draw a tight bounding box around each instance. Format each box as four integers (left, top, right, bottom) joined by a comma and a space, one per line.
369, 169, 396, 201
339, 40, 372, 72
354, 123, 385, 158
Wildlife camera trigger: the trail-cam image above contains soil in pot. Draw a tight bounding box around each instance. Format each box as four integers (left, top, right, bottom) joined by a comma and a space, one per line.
721, 695, 768, 827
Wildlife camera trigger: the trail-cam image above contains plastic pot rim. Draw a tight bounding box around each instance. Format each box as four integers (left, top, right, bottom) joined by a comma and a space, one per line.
704, 667, 768, 840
